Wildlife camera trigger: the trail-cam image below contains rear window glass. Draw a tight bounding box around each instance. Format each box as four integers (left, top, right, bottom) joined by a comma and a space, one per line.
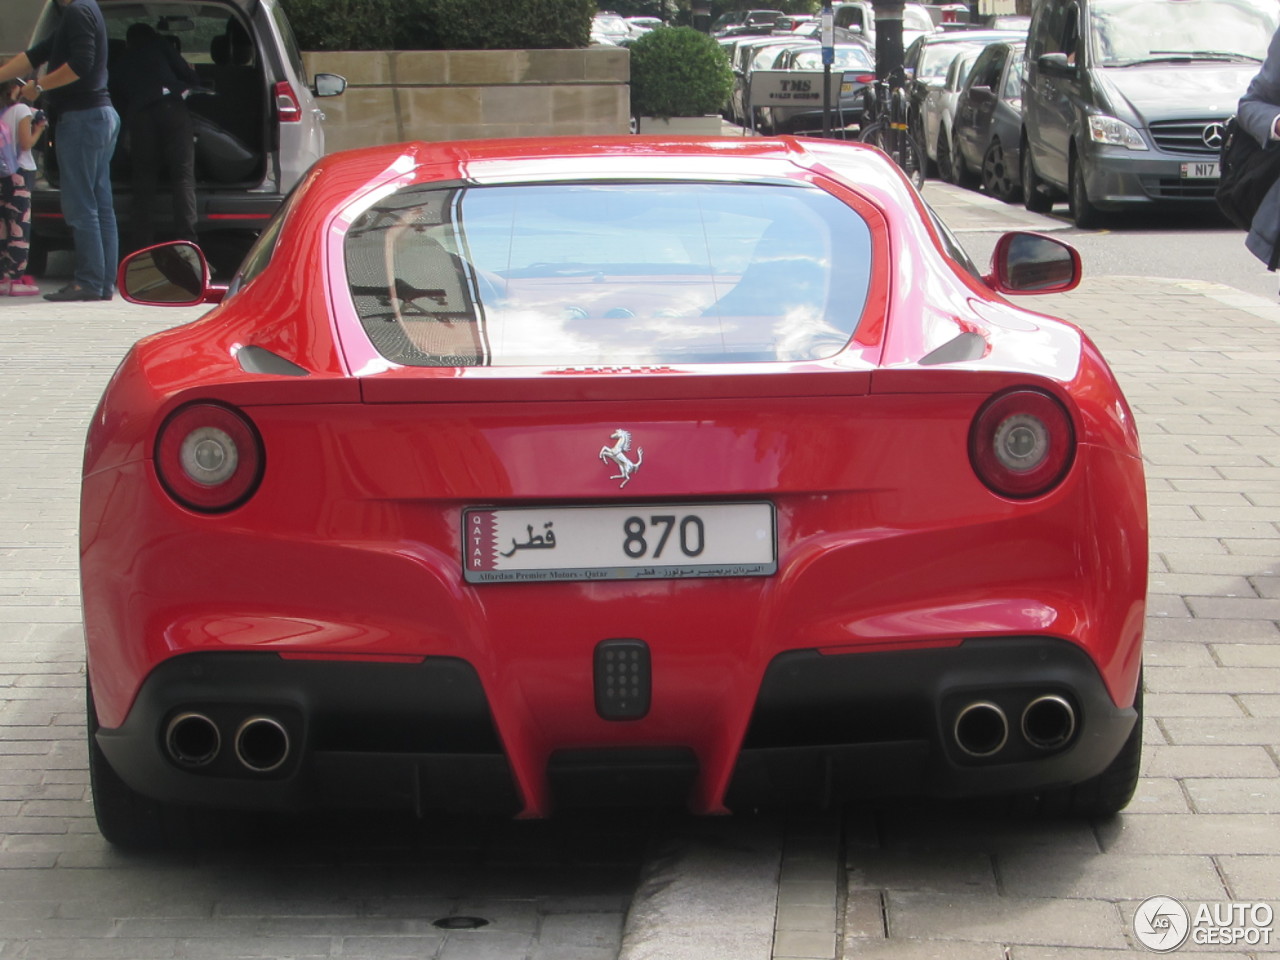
343, 181, 874, 367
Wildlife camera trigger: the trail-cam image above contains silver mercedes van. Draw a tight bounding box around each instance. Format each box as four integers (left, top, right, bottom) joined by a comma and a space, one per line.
26, 0, 346, 274
1020, 0, 1277, 226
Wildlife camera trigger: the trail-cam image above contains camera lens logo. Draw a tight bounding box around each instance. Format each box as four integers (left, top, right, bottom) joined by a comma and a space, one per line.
1135, 896, 1191, 952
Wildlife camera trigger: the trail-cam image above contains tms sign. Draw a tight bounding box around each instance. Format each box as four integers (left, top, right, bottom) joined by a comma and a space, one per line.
1134, 897, 1274, 951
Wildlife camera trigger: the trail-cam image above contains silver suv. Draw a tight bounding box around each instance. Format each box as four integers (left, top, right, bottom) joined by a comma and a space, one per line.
27, 0, 345, 275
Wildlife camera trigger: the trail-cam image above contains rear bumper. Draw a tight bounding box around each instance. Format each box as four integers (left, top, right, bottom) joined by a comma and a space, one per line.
96, 636, 1136, 817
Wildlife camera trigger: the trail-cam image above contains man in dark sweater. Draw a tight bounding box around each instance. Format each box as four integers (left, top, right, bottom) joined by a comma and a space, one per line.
0, 0, 119, 301
115, 22, 202, 251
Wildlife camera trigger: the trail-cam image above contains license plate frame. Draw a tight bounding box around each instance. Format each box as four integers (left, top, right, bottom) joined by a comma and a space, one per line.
463, 502, 777, 583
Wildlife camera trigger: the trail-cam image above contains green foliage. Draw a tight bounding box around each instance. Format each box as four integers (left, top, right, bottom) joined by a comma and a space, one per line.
281, 0, 593, 50
629, 26, 733, 119
426, 0, 593, 49
281, 0, 402, 50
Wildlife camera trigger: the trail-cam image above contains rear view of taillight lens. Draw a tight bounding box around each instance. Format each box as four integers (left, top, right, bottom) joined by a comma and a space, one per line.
274, 81, 301, 122
155, 403, 264, 512
969, 389, 1075, 499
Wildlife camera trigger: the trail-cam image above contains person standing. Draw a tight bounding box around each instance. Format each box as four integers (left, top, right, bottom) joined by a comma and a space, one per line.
0, 79, 49, 296
115, 23, 201, 252
0, 0, 120, 302
1237, 25, 1280, 277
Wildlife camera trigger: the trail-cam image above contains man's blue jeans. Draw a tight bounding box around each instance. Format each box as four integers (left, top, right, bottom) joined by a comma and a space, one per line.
55, 106, 121, 297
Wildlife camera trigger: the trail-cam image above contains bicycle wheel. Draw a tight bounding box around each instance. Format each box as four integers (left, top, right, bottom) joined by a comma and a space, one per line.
860, 122, 926, 191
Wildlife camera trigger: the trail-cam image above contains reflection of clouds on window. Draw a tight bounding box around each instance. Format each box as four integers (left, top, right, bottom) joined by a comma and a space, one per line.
345, 181, 873, 366
1089, 0, 1276, 64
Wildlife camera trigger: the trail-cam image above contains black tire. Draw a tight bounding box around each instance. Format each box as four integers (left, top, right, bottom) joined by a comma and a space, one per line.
1021, 134, 1055, 213
86, 680, 206, 850
1069, 151, 1106, 228
982, 138, 1022, 204
951, 127, 979, 189
1017, 674, 1144, 818
914, 115, 938, 179
937, 128, 957, 184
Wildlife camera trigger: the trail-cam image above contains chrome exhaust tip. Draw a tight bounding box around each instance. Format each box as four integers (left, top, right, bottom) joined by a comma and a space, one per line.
953, 701, 1009, 758
1021, 694, 1077, 750
164, 712, 221, 768
234, 716, 290, 773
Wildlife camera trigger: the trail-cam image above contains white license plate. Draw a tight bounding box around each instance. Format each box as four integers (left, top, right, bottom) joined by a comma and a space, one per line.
1181, 161, 1219, 179
464, 503, 776, 583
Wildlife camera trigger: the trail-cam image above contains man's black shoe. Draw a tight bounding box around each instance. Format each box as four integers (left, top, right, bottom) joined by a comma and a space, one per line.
44, 283, 101, 302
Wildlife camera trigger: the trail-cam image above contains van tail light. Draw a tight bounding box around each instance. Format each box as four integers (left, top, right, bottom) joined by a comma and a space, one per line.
851, 73, 876, 84
969, 389, 1075, 499
155, 403, 264, 512
274, 81, 302, 122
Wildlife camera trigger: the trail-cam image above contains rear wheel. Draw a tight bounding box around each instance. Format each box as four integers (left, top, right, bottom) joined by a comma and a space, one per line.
982, 138, 1022, 203
1021, 134, 1054, 213
87, 680, 208, 850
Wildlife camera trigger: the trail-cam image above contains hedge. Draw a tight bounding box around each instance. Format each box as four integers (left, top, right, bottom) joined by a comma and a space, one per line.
282, 0, 593, 51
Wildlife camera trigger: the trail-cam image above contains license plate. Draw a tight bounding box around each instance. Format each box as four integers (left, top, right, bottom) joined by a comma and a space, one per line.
1181, 161, 1219, 179
463, 503, 776, 583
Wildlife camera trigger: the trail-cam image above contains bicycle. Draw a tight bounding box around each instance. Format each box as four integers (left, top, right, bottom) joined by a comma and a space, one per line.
858, 79, 926, 190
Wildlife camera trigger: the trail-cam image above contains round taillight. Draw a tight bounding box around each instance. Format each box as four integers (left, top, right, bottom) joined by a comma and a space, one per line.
969, 389, 1075, 498
155, 403, 264, 512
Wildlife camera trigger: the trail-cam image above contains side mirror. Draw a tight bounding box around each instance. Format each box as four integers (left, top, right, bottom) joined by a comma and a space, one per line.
967, 85, 996, 105
984, 231, 1081, 295
314, 73, 347, 98
1038, 52, 1075, 78
119, 241, 226, 306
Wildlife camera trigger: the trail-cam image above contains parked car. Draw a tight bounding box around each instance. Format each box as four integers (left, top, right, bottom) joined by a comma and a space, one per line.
728, 35, 815, 125
84, 134, 1146, 847
626, 16, 665, 34
833, 1, 938, 47
591, 12, 633, 44
1021, 0, 1278, 226
759, 41, 878, 134
772, 14, 817, 33
952, 40, 1028, 202
713, 8, 784, 37
26, 0, 345, 277
922, 47, 984, 180
902, 29, 1027, 169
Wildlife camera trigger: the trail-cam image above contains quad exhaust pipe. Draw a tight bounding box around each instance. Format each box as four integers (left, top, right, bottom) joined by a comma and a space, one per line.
953, 694, 1078, 759
234, 716, 291, 773
1021, 694, 1077, 750
953, 701, 1009, 758
164, 712, 292, 773
165, 712, 221, 768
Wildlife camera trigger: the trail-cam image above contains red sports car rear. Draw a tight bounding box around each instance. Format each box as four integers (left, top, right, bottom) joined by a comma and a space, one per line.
81, 137, 1146, 847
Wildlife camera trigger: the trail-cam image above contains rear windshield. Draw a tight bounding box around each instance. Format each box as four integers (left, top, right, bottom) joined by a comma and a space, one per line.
343, 181, 874, 367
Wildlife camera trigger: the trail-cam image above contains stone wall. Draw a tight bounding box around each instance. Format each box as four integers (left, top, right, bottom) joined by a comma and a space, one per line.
300, 47, 631, 153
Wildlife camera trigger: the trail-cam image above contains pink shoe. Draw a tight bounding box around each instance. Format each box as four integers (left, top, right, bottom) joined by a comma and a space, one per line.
7, 279, 39, 296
